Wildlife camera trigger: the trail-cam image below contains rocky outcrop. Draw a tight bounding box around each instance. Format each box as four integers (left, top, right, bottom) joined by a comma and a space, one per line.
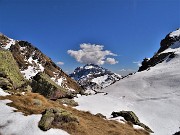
38, 107, 78, 131
111, 111, 153, 133
139, 28, 180, 72
0, 50, 25, 90
31, 72, 75, 100
138, 52, 174, 71
158, 28, 180, 53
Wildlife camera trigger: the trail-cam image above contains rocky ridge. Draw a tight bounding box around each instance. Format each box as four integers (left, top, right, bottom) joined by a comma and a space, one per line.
0, 34, 82, 94
139, 28, 180, 71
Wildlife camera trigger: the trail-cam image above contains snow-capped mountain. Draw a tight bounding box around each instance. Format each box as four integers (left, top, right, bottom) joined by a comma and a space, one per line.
74, 28, 180, 135
0, 33, 82, 93
70, 64, 121, 90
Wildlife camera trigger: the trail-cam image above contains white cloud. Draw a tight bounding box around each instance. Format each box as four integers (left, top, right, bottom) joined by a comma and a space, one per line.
67, 43, 118, 65
56, 61, 64, 65
133, 61, 142, 67
106, 58, 118, 64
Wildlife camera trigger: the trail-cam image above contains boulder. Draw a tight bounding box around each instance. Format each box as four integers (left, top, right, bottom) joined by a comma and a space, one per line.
95, 113, 106, 119
31, 72, 74, 100
56, 98, 78, 107
111, 111, 153, 133
38, 107, 78, 131
0, 50, 25, 89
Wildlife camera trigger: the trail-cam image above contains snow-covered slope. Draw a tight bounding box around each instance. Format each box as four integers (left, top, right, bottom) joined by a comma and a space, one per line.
75, 28, 180, 135
70, 64, 121, 91
0, 34, 82, 93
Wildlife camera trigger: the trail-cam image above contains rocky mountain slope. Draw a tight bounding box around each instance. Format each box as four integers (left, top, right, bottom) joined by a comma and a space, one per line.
139, 28, 180, 71
69, 64, 121, 91
0, 33, 82, 94
74, 28, 180, 135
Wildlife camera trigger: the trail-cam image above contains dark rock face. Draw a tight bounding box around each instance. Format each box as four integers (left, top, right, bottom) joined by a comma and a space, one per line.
138, 52, 174, 71
158, 29, 180, 53
173, 131, 180, 135
38, 107, 78, 131
111, 111, 153, 133
31, 72, 74, 100
139, 28, 180, 72
70, 64, 121, 90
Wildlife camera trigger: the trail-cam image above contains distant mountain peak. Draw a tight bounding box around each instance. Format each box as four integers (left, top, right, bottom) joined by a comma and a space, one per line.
70, 64, 121, 91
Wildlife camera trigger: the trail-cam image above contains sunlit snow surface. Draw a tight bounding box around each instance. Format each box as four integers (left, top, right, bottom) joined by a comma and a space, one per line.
0, 88, 69, 135
169, 28, 180, 37
0, 88, 10, 96
20, 56, 44, 79
75, 44, 180, 135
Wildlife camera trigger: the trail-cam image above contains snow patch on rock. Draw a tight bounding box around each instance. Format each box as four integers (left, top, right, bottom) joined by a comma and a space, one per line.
2, 38, 15, 49
169, 28, 180, 37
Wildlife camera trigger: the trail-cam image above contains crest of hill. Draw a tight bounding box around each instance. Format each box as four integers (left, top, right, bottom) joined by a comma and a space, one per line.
0, 33, 83, 93
139, 28, 180, 71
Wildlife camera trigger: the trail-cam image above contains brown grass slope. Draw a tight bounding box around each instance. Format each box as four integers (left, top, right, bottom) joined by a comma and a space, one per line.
0, 93, 149, 135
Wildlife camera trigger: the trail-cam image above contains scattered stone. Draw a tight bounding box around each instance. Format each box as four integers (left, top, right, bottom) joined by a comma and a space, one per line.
95, 113, 106, 119
56, 98, 78, 107
32, 99, 42, 106
39, 107, 78, 131
111, 111, 153, 133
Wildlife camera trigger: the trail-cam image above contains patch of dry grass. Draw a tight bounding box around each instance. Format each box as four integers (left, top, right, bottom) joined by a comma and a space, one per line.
0, 92, 62, 115
0, 93, 149, 135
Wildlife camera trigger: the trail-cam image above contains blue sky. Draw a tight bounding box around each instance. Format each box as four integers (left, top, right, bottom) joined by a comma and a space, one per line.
0, 0, 180, 75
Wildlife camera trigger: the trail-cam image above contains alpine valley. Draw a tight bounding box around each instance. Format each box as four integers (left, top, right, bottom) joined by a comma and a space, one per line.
0, 28, 180, 135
